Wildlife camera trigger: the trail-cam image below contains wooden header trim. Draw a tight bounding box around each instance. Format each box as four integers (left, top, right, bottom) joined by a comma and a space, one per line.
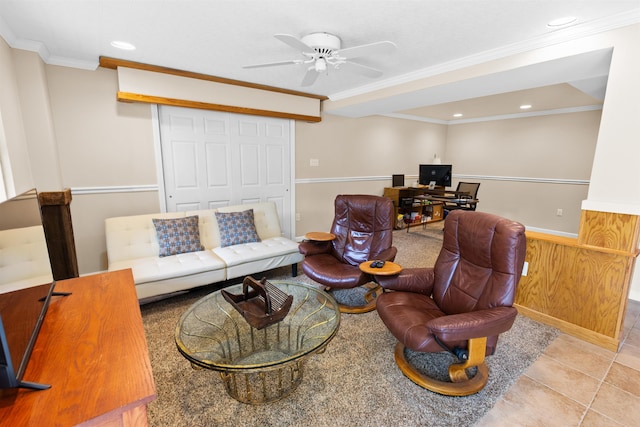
100, 56, 328, 101
525, 230, 638, 257
117, 92, 321, 123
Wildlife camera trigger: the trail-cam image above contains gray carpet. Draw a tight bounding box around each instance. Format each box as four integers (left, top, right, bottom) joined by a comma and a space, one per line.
141, 224, 560, 427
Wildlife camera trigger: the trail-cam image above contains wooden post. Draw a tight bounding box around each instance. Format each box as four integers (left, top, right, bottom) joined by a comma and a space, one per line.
37, 189, 79, 280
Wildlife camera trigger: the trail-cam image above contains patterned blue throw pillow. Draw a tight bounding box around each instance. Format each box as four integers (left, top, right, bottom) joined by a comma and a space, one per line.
215, 209, 261, 247
152, 215, 204, 257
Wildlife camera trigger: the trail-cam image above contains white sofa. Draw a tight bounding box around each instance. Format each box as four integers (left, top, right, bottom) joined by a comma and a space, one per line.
105, 202, 302, 300
0, 225, 53, 294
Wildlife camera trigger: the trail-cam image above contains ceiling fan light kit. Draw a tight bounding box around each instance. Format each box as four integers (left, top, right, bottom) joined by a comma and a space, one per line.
243, 32, 396, 86
314, 58, 327, 72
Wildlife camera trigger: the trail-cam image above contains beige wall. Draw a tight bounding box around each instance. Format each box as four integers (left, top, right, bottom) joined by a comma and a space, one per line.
45, 66, 157, 188
0, 38, 33, 198
445, 111, 600, 234
294, 110, 599, 237
586, 24, 640, 210
13, 49, 62, 191
70, 191, 161, 272
296, 114, 446, 179
295, 114, 447, 234
41, 65, 160, 273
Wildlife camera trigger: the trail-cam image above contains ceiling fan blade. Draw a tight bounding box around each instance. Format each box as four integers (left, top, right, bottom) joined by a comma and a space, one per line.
301, 67, 319, 86
337, 41, 396, 59
340, 61, 384, 78
274, 34, 316, 53
243, 60, 302, 69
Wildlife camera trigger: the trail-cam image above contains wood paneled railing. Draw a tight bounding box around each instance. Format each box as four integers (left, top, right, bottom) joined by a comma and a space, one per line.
515, 210, 640, 351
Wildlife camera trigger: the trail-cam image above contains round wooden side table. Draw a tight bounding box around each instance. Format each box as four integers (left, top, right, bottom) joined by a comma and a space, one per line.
304, 231, 336, 241
358, 260, 403, 276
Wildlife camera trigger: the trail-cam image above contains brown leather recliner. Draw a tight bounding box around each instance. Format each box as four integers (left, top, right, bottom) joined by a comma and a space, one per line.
299, 194, 397, 313
376, 210, 526, 396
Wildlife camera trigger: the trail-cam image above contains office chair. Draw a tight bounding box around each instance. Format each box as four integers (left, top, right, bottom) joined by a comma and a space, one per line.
376, 210, 526, 395
445, 182, 480, 211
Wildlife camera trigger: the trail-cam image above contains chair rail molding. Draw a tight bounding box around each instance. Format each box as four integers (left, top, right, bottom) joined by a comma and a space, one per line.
70, 185, 159, 195
295, 174, 589, 185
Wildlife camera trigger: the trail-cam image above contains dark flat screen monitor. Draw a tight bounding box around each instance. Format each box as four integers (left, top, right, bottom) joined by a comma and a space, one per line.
0, 189, 55, 390
419, 164, 452, 187
392, 174, 405, 187
0, 283, 55, 389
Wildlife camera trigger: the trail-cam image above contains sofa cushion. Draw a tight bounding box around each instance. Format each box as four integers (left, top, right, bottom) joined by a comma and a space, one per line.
0, 225, 53, 293
216, 202, 282, 240
215, 209, 260, 247
185, 210, 219, 250
152, 215, 204, 257
213, 237, 300, 267
108, 250, 226, 285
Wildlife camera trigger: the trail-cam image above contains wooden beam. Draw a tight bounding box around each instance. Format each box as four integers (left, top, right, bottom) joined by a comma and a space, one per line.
100, 56, 328, 101
117, 91, 321, 123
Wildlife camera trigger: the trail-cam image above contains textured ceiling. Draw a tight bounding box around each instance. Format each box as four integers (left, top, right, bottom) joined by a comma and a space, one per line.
0, 1, 638, 120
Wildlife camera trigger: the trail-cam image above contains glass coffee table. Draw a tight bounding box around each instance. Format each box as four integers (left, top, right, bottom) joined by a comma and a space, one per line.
175, 280, 340, 404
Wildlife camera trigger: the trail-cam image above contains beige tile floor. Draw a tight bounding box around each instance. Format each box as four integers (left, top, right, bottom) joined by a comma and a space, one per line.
477, 300, 640, 426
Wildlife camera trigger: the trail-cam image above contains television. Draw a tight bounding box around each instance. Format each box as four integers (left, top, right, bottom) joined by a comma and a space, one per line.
419, 164, 452, 187
0, 189, 55, 390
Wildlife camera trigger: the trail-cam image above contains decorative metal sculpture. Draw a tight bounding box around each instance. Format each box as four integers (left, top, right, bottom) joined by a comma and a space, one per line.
221, 276, 293, 329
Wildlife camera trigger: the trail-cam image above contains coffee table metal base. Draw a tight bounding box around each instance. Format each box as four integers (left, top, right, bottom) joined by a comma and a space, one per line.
220, 358, 304, 404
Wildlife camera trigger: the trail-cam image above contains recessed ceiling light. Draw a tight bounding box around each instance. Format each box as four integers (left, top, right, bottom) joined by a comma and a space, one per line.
453, 113, 463, 118
547, 16, 578, 28
520, 104, 532, 110
111, 40, 136, 50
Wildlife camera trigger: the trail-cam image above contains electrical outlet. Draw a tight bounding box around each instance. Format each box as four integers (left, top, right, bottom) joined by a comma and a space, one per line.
309, 158, 319, 167
295, 213, 301, 221
556, 209, 563, 216
522, 261, 529, 276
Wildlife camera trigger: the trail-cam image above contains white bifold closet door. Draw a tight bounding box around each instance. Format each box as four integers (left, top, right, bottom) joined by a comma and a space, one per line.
158, 105, 293, 238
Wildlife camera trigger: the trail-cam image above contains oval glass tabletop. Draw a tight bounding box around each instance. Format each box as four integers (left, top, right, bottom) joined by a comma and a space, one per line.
175, 280, 340, 372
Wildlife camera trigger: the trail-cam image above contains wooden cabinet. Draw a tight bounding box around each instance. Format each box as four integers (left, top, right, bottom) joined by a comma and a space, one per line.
383, 187, 444, 229
0, 270, 156, 426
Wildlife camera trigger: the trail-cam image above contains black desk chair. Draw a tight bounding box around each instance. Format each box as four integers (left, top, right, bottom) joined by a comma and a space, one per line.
445, 182, 480, 212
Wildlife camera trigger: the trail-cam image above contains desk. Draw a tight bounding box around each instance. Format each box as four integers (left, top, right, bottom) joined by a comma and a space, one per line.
418, 194, 478, 204
416, 194, 478, 212
0, 270, 156, 426
383, 187, 445, 229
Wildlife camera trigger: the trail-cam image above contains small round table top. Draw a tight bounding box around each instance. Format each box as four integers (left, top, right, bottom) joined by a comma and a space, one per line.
359, 260, 403, 276
305, 231, 336, 241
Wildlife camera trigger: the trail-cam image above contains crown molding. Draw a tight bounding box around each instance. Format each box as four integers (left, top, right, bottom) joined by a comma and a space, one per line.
46, 55, 98, 70
381, 105, 602, 125
0, 14, 98, 70
381, 113, 449, 125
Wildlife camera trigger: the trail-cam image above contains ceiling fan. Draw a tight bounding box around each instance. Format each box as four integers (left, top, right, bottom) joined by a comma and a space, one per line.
243, 33, 396, 86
